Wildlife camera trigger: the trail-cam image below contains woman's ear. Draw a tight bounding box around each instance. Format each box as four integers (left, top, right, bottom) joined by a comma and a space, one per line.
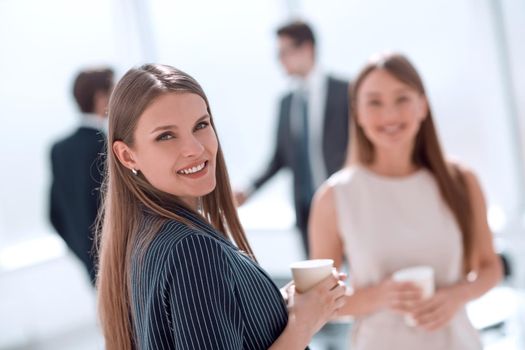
113, 141, 138, 171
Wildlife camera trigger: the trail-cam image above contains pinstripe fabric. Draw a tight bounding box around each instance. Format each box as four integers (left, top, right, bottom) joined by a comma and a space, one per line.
130, 208, 289, 349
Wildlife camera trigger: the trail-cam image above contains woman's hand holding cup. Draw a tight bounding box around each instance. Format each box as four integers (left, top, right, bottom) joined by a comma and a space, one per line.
286, 259, 347, 338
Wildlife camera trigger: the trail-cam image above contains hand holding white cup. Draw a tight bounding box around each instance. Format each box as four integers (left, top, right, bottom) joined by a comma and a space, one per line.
290, 259, 334, 293
392, 265, 435, 326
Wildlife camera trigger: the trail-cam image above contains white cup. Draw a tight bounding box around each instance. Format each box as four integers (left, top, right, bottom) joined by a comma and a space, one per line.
392, 265, 435, 326
290, 259, 334, 293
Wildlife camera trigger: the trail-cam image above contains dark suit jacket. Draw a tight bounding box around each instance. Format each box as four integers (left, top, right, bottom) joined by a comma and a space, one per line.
50, 127, 106, 284
253, 75, 349, 234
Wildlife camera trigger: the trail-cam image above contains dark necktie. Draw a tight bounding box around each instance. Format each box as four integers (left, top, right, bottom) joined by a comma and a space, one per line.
297, 93, 314, 205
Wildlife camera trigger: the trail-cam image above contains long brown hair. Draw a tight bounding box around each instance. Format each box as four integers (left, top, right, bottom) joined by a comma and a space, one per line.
348, 53, 473, 273
96, 64, 254, 350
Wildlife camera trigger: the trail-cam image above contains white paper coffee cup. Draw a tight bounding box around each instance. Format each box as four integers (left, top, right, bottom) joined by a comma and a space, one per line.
290, 259, 334, 293
392, 265, 435, 326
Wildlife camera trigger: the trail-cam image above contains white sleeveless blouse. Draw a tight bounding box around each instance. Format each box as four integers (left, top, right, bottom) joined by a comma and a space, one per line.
329, 166, 481, 350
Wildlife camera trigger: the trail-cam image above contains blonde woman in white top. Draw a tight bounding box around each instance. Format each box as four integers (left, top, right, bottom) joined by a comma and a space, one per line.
309, 53, 502, 349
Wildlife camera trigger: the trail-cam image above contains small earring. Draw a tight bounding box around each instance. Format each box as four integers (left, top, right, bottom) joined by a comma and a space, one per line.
131, 168, 138, 176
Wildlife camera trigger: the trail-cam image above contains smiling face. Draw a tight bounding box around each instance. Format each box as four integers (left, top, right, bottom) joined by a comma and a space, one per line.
113, 92, 218, 208
356, 68, 428, 153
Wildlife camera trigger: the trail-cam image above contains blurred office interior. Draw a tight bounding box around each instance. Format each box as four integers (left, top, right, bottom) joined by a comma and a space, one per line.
0, 0, 524, 349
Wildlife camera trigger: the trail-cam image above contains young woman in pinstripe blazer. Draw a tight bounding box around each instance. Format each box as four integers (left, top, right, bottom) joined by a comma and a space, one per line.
96, 64, 346, 350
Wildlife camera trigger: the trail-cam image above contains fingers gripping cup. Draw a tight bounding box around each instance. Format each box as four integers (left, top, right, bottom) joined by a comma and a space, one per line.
392, 265, 435, 326
290, 259, 334, 293
392, 265, 435, 298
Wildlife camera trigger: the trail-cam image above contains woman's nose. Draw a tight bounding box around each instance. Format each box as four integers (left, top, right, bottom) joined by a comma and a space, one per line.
180, 135, 205, 158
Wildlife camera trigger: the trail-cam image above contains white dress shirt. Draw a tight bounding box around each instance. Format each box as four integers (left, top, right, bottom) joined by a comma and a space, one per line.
291, 66, 328, 189
80, 113, 108, 133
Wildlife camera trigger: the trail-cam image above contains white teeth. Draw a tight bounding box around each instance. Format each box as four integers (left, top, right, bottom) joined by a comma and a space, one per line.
382, 124, 402, 133
179, 162, 206, 175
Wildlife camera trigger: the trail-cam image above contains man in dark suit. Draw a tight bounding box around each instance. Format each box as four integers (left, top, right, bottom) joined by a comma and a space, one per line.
50, 67, 113, 284
236, 21, 349, 256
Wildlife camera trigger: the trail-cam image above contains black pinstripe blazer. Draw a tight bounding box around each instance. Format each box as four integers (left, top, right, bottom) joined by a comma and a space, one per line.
130, 207, 299, 349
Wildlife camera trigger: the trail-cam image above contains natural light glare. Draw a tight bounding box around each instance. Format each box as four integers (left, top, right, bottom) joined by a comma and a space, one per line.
0, 235, 67, 272
238, 198, 295, 231
488, 204, 507, 233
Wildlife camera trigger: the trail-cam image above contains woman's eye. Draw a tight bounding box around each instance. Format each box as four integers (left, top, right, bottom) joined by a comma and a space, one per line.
368, 100, 381, 106
156, 132, 174, 141
195, 121, 209, 131
397, 96, 409, 103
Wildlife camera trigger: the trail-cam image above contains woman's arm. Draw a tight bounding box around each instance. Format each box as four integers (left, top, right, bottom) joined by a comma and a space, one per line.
168, 235, 245, 349
308, 183, 345, 268
457, 170, 503, 301
450, 168, 503, 300
412, 167, 503, 330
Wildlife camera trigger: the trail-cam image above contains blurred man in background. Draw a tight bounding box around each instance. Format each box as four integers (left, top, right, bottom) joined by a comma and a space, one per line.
236, 21, 350, 256
49, 67, 113, 285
